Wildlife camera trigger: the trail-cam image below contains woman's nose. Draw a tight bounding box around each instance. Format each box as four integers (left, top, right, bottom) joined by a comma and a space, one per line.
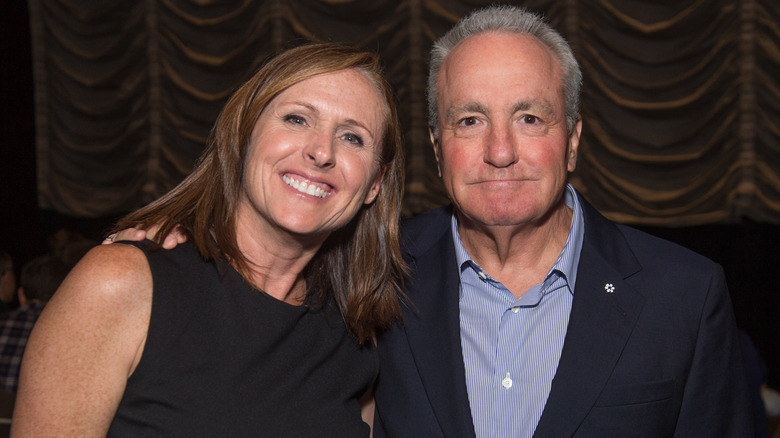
304, 133, 335, 168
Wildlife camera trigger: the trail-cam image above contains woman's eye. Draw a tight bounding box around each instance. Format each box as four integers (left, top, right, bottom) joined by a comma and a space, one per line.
343, 133, 364, 145
284, 114, 306, 125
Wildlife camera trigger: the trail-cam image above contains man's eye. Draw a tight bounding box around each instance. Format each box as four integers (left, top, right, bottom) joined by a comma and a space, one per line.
521, 114, 539, 124
284, 115, 306, 125
343, 133, 364, 145
458, 117, 479, 126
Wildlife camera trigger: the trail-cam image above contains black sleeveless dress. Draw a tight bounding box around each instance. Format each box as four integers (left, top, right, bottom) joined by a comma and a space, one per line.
107, 241, 377, 437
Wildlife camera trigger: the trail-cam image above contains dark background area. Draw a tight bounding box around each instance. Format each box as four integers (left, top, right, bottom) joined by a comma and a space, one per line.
2, 2, 121, 257
2, 1, 778, 389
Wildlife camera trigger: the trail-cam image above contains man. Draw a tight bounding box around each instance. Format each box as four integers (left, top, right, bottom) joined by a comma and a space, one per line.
372, 5, 752, 437
109, 5, 753, 436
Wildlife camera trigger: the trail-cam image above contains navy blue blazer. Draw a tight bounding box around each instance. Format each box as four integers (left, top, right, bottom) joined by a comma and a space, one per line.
374, 195, 753, 437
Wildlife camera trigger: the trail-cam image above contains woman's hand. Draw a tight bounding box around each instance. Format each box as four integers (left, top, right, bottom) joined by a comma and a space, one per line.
102, 228, 146, 245
103, 226, 187, 249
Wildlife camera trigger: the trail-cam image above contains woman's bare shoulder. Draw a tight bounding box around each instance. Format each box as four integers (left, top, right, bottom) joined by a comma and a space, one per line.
58, 243, 152, 307
34, 242, 153, 358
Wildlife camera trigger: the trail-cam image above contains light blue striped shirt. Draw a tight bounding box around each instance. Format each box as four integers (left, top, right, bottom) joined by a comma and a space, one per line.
454, 184, 584, 438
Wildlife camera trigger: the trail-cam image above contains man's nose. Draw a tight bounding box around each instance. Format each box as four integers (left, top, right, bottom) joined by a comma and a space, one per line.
484, 123, 518, 168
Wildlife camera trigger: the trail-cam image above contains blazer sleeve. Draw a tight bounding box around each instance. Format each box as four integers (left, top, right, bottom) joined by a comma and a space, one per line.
673, 264, 754, 437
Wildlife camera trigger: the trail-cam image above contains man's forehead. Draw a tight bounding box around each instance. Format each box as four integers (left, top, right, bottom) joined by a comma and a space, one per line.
437, 32, 563, 114
443, 32, 552, 68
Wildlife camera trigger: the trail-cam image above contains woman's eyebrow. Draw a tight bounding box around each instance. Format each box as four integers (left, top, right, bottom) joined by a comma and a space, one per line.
285, 101, 319, 114
342, 118, 375, 140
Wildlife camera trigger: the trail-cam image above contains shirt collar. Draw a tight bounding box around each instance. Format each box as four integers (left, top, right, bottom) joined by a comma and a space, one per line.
451, 183, 585, 296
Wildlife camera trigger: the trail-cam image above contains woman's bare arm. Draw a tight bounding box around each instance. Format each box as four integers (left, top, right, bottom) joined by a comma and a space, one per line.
12, 244, 153, 437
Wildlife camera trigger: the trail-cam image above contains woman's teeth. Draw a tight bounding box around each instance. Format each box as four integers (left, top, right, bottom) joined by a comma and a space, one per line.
282, 175, 330, 198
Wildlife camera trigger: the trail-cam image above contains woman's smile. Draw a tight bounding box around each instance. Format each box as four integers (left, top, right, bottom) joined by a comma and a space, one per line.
282, 174, 332, 198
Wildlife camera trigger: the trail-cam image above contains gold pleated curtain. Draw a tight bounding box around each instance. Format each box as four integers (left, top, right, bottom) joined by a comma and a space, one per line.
28, 0, 780, 225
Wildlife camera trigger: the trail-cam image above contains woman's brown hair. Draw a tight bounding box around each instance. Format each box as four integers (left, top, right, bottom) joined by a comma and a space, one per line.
114, 43, 406, 342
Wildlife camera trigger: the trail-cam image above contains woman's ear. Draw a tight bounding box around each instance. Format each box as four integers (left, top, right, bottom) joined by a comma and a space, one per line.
363, 167, 386, 205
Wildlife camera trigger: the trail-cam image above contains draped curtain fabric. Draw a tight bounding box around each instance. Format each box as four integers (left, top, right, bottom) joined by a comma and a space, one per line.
28, 0, 780, 225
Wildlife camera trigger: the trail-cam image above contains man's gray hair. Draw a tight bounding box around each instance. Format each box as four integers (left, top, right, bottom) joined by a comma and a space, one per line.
427, 5, 582, 139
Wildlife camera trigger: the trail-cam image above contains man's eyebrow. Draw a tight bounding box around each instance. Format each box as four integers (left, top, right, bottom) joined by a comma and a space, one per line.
446, 102, 489, 122
511, 99, 557, 119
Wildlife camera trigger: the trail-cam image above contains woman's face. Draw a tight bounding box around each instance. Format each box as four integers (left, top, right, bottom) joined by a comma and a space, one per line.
237, 68, 386, 243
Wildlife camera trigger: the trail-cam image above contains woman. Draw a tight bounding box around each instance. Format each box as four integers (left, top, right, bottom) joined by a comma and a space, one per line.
12, 43, 406, 437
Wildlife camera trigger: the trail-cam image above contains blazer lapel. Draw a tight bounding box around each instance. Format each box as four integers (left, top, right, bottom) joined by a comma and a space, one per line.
401, 215, 476, 438
533, 199, 646, 437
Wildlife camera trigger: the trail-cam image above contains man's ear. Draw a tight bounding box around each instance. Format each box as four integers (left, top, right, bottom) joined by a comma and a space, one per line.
567, 117, 583, 173
17, 287, 27, 307
429, 127, 442, 177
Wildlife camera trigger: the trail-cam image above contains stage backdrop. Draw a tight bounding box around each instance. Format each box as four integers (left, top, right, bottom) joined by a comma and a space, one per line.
28, 0, 780, 225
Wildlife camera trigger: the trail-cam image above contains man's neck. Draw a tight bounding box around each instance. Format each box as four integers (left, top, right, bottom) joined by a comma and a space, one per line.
456, 202, 573, 299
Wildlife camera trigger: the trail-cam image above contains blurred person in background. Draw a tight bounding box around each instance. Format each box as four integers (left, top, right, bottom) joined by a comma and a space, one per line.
0, 254, 72, 393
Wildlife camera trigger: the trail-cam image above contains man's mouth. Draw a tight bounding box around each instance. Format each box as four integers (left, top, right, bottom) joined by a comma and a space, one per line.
282, 174, 331, 198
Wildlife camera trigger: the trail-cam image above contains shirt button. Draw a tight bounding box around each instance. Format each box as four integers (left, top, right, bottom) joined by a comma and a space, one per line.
511, 307, 520, 314
502, 373, 512, 389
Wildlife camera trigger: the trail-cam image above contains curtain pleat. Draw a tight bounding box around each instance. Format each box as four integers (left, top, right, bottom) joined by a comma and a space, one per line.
28, 0, 780, 224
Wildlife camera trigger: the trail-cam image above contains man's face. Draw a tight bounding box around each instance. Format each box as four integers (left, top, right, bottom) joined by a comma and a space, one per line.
432, 31, 581, 230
